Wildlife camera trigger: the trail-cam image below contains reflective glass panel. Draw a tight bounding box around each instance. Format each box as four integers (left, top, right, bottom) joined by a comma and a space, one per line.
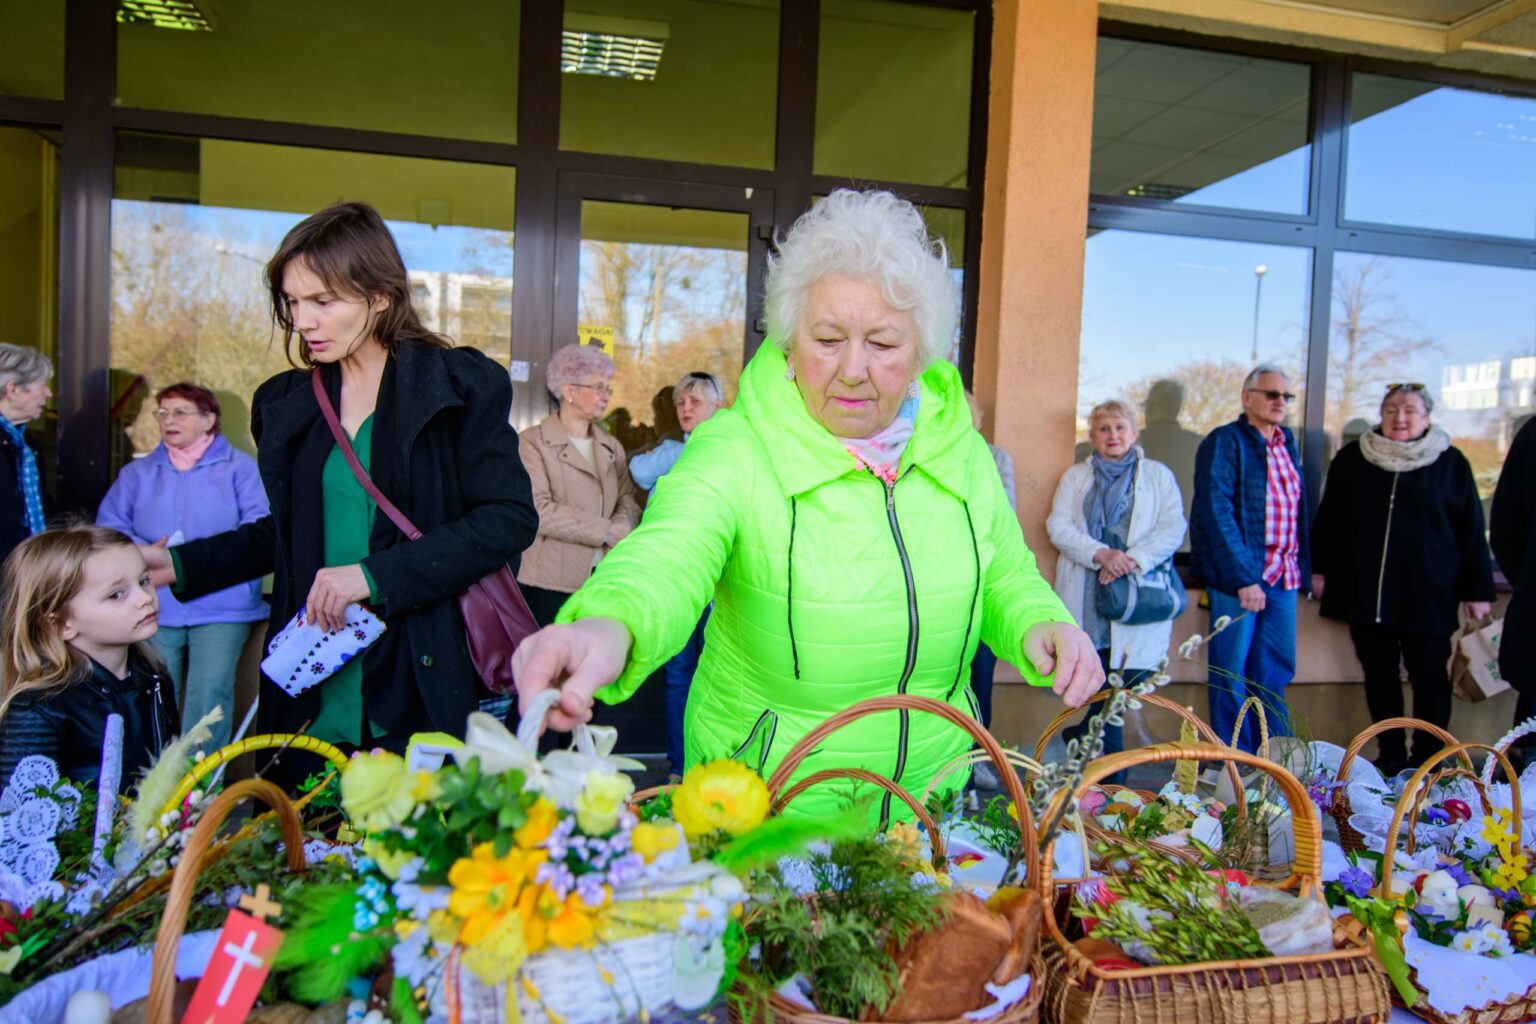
0, 125, 60, 491
1324, 252, 1536, 497
0, 0, 64, 98
116, 1, 519, 143
1346, 73, 1536, 239
110, 134, 515, 470
815, 0, 974, 187
560, 0, 779, 168
1093, 38, 1311, 215
577, 200, 747, 455
1079, 230, 1312, 547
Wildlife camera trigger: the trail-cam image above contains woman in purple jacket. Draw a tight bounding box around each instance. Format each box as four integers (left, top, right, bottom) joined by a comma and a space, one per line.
97, 383, 269, 748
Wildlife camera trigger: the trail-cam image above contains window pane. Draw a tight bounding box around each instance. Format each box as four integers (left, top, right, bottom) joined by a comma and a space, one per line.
1346, 73, 1536, 240
1079, 230, 1312, 548
1093, 38, 1311, 215
561, 0, 778, 168
815, 0, 974, 187
921, 205, 966, 361
116, 1, 519, 143
111, 134, 514, 470
577, 200, 747, 453
0, 0, 64, 98
1324, 253, 1536, 498
0, 125, 60, 491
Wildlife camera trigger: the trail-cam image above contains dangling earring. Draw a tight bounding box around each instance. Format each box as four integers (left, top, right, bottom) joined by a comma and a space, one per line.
904, 380, 919, 400
785, 366, 796, 383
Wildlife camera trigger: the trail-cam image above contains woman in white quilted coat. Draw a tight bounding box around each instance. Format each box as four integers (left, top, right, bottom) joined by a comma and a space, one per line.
1047, 399, 1186, 763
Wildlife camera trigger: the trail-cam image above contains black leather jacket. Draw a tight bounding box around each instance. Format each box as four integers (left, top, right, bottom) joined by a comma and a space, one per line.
0, 650, 179, 793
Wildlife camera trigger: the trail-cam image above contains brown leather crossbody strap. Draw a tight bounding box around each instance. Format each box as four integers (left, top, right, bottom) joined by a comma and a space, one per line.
310, 370, 423, 541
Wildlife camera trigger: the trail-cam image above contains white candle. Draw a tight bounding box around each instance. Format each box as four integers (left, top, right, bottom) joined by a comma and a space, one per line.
63, 990, 111, 1024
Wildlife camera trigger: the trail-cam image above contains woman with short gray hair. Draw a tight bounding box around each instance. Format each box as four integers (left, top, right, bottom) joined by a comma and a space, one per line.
511, 189, 1102, 822
1312, 382, 1495, 775
518, 343, 640, 626
0, 343, 53, 563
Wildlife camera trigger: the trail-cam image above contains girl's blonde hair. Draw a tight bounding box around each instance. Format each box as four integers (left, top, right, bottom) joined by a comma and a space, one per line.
0, 526, 148, 722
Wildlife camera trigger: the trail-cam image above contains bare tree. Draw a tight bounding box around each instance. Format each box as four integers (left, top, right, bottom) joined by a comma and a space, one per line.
1327, 257, 1437, 437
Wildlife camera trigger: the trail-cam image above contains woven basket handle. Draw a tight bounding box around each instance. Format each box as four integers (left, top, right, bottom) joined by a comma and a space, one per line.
1334, 717, 1468, 801
1378, 742, 1522, 898
160, 733, 350, 819
767, 694, 1037, 884
147, 779, 308, 1024
1228, 695, 1271, 759
1396, 765, 1496, 857
774, 768, 947, 863
1037, 743, 1323, 978
1483, 716, 1536, 785
1032, 690, 1247, 818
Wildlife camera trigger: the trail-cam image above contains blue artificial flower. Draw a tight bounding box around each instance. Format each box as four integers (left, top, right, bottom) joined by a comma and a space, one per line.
1339, 865, 1373, 899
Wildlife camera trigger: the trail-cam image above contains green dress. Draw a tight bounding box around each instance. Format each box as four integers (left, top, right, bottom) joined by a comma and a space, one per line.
311, 415, 379, 745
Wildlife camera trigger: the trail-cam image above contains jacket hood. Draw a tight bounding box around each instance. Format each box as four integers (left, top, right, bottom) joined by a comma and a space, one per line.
725, 342, 976, 499
148, 432, 236, 468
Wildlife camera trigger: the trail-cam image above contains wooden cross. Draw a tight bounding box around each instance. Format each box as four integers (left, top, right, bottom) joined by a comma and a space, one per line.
237, 884, 282, 923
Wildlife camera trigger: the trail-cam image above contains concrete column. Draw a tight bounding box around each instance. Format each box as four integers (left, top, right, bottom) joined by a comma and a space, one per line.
973, 0, 1098, 580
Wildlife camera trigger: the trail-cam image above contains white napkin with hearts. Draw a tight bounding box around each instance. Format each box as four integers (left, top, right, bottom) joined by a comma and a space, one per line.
260, 603, 386, 697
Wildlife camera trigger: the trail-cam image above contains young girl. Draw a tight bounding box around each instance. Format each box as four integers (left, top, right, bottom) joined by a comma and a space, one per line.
0, 526, 178, 791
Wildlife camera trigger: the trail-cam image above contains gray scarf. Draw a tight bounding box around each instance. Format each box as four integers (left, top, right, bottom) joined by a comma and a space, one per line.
1085, 447, 1139, 544
1358, 425, 1450, 473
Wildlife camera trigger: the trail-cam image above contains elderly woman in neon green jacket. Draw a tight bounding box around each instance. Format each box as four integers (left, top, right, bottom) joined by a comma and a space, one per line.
513, 189, 1103, 821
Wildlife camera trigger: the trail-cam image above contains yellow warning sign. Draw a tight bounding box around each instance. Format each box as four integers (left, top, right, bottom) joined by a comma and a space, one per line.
578, 324, 615, 355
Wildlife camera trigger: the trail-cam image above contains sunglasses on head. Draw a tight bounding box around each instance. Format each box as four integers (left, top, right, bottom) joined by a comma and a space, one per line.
1385, 382, 1426, 392
1245, 388, 1296, 402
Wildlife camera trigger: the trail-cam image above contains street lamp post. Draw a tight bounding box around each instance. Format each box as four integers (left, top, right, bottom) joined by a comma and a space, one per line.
1250, 264, 1267, 365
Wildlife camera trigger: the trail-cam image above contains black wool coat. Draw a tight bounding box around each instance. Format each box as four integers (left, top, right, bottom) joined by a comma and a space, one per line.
1491, 417, 1536, 693
1311, 437, 1494, 638
175, 340, 538, 741
0, 427, 43, 566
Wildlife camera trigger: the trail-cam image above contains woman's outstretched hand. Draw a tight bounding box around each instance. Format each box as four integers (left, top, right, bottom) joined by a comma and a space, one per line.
140, 538, 177, 588
1022, 620, 1105, 709
511, 617, 633, 732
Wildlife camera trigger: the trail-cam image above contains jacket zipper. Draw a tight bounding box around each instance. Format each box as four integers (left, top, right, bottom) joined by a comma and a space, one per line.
881, 472, 919, 828
1374, 472, 1400, 623
151, 672, 164, 751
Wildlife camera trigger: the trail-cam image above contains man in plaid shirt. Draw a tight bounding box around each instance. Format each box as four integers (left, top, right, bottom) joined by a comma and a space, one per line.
1190, 365, 1311, 753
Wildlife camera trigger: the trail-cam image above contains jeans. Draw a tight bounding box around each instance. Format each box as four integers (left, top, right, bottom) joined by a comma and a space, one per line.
1205, 584, 1298, 754
153, 621, 255, 750
968, 643, 996, 728
664, 608, 710, 774
1347, 621, 1452, 767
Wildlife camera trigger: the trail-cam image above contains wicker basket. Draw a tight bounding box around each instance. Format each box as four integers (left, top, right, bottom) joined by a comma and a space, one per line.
1331, 719, 1469, 854
736, 694, 1047, 1024
1371, 742, 1536, 1024
1037, 743, 1391, 1024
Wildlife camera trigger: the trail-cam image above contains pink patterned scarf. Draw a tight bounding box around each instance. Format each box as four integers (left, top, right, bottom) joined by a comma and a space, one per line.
165, 433, 216, 472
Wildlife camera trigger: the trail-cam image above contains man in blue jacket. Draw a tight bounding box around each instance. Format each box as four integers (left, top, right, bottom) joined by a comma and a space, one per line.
1191, 365, 1311, 753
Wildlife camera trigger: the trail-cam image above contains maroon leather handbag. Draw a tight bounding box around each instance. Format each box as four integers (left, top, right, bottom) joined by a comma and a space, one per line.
311, 371, 536, 694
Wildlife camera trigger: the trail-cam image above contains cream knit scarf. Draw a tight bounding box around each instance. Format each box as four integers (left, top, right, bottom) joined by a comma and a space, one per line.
1358, 424, 1450, 472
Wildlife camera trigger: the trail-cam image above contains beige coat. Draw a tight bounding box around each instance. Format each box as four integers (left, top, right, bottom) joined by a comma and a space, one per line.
517, 414, 641, 593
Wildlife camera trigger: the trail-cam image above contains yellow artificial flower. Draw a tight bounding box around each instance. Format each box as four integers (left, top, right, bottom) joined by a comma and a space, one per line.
363, 836, 417, 880
426, 908, 460, 946
460, 912, 530, 985
673, 760, 770, 838
631, 821, 682, 863
411, 770, 441, 803
575, 771, 635, 835
1482, 808, 1516, 850
1493, 851, 1530, 891
448, 842, 546, 946
516, 798, 560, 850
537, 884, 609, 950
340, 750, 417, 831
884, 821, 926, 866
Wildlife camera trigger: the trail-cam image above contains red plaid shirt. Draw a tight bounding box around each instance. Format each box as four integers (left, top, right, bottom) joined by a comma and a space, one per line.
1262, 429, 1302, 589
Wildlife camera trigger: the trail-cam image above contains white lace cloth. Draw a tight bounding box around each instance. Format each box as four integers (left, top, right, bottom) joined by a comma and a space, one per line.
1402, 930, 1536, 1015
1345, 758, 1536, 858
0, 929, 219, 1022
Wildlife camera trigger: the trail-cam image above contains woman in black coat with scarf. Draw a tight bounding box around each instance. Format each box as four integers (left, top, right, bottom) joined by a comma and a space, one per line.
1312, 384, 1494, 775
143, 202, 537, 781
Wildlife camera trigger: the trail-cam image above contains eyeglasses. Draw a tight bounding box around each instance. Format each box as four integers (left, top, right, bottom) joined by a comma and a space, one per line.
1385, 382, 1426, 392
154, 408, 205, 421
570, 382, 613, 396
1245, 388, 1296, 403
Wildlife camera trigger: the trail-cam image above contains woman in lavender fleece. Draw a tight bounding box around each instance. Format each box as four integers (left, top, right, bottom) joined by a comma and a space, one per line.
97, 382, 269, 747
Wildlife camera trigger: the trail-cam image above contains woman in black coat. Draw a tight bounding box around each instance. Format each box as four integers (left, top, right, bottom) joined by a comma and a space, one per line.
144, 203, 537, 781
1491, 414, 1536, 771
1312, 384, 1494, 775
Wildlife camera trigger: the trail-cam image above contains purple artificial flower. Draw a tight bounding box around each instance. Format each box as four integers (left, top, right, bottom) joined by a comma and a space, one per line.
1442, 861, 1473, 887
576, 873, 607, 908
1339, 866, 1373, 899
1489, 885, 1521, 904
606, 852, 644, 887
544, 817, 577, 860
537, 860, 576, 900
1424, 807, 1452, 826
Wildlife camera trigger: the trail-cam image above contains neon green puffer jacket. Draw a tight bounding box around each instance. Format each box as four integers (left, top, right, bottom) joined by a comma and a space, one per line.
558, 343, 1072, 821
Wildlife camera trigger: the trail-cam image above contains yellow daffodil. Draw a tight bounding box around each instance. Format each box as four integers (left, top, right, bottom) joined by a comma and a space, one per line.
340, 749, 417, 831
673, 760, 770, 838
448, 842, 546, 946
537, 884, 609, 950
1493, 851, 1530, 891
516, 797, 559, 850
575, 771, 634, 835
631, 821, 682, 863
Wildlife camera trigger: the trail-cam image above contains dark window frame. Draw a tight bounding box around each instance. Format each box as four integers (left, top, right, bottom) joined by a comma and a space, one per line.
1091, 21, 1536, 525
0, 0, 991, 512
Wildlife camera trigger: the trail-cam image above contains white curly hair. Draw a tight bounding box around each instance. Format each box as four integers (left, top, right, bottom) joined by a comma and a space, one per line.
764, 190, 958, 368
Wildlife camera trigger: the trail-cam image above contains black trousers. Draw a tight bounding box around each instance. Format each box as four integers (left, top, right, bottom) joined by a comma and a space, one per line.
1348, 621, 1452, 766
523, 583, 573, 628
